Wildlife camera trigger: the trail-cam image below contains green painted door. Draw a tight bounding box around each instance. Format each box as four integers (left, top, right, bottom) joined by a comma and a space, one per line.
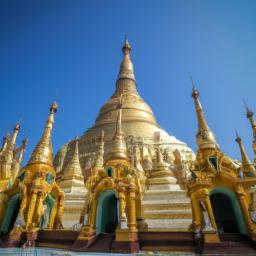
0, 194, 21, 234
210, 188, 247, 234
96, 190, 118, 234
39, 194, 55, 229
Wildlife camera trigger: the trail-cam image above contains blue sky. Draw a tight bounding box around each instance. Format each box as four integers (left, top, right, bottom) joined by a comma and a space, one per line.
1, 0, 256, 164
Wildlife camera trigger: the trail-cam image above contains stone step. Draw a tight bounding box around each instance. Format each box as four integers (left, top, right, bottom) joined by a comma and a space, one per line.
144, 189, 188, 195
143, 190, 189, 201
144, 218, 192, 230
143, 209, 192, 219
142, 197, 191, 204
142, 201, 191, 211
147, 184, 181, 191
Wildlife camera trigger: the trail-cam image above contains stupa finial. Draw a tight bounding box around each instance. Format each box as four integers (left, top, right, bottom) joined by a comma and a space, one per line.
0, 132, 11, 153
8, 123, 21, 151
118, 37, 135, 81
235, 130, 256, 176
191, 80, 217, 150
28, 102, 58, 167
109, 95, 127, 160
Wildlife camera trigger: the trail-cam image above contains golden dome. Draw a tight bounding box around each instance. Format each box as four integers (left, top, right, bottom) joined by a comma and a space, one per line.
55, 40, 194, 176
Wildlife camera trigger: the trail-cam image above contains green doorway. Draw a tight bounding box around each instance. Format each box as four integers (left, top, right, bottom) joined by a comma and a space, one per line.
96, 190, 118, 234
0, 193, 21, 234
39, 194, 55, 229
210, 188, 247, 234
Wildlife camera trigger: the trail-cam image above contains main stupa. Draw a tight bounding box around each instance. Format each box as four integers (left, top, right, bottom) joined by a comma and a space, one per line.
54, 39, 195, 228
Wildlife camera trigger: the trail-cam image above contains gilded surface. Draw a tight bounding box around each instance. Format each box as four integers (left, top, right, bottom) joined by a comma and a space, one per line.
54, 40, 195, 185
0, 103, 64, 237
0, 124, 26, 191
188, 86, 256, 241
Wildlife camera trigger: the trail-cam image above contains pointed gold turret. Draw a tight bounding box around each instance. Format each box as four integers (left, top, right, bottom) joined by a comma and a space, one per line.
8, 123, 21, 152
62, 138, 84, 181
59, 138, 86, 223
245, 105, 256, 164
28, 102, 58, 167
117, 38, 135, 81
18, 138, 28, 163
0, 132, 11, 154
191, 81, 218, 150
235, 131, 256, 176
11, 138, 28, 182
109, 95, 127, 160
5, 123, 20, 174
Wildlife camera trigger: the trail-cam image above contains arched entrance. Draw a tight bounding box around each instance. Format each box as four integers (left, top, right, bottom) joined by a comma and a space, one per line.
0, 193, 21, 234
96, 190, 118, 234
39, 194, 55, 229
210, 188, 247, 234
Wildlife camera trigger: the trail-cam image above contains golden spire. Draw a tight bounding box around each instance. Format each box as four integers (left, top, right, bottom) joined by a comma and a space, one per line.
95, 38, 157, 126
18, 138, 28, 163
191, 79, 217, 150
62, 138, 83, 180
0, 132, 11, 154
235, 131, 256, 176
117, 37, 135, 81
94, 130, 104, 168
28, 102, 58, 167
8, 123, 21, 152
245, 104, 256, 163
109, 95, 127, 160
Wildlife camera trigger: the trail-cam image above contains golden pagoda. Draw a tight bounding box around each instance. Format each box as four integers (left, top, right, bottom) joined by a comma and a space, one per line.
0, 102, 64, 246
1, 39, 256, 254
54, 39, 195, 229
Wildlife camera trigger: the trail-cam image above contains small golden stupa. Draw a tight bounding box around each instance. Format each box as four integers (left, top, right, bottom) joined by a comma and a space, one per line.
0, 102, 64, 246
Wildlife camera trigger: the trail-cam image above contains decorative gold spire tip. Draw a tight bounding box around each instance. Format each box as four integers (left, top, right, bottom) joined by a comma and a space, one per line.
122, 38, 131, 55
118, 37, 135, 81
246, 107, 254, 119
50, 101, 58, 114
14, 123, 21, 131
4, 132, 11, 141
243, 100, 253, 118
190, 77, 199, 99
235, 130, 242, 143
22, 138, 28, 148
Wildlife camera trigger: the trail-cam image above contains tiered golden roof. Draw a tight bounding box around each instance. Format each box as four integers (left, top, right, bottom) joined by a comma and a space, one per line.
60, 138, 85, 192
